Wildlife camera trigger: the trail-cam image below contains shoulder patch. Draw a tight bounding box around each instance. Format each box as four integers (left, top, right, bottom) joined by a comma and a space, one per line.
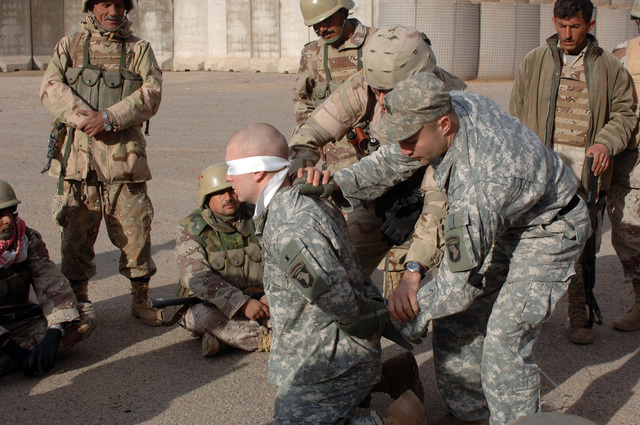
278, 238, 330, 300
443, 209, 477, 272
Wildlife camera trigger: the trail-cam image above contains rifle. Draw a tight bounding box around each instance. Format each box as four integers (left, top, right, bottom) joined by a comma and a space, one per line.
41, 120, 66, 174
0, 304, 44, 325
583, 154, 605, 328
346, 127, 380, 159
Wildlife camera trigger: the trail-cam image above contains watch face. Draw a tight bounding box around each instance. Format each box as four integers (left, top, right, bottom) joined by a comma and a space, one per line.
406, 262, 419, 273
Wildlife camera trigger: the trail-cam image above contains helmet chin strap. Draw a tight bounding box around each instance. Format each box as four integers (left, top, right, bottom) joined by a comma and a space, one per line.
315, 16, 348, 45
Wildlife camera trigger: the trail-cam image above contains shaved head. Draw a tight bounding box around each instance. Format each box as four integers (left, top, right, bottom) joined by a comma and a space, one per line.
227, 123, 289, 160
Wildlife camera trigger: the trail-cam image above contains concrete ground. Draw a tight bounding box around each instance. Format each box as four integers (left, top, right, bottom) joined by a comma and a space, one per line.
0, 71, 638, 425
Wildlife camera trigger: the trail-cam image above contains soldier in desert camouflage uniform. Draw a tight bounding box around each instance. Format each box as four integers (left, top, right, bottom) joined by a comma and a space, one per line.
175, 164, 271, 357
294, 0, 375, 173
607, 0, 640, 332
0, 180, 96, 376
39, 0, 163, 326
225, 123, 426, 425
291, 25, 463, 291
331, 73, 590, 425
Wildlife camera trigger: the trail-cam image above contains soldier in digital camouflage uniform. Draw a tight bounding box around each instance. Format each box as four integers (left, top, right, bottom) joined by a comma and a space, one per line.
607, 0, 640, 332
175, 164, 271, 357
291, 25, 464, 291
0, 180, 96, 376
39, 0, 163, 326
331, 73, 591, 425
509, 0, 637, 344
225, 123, 426, 425
294, 0, 375, 173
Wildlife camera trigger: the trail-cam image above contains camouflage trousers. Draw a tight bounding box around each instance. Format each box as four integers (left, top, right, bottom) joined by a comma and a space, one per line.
346, 206, 409, 275
0, 303, 97, 375
406, 203, 588, 425
273, 361, 383, 425
608, 183, 640, 285
52, 172, 156, 281
180, 303, 269, 351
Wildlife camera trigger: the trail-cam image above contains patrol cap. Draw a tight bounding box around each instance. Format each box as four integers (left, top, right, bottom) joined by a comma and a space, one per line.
198, 163, 233, 208
632, 0, 640, 19
0, 179, 21, 210
83, 0, 134, 13
363, 25, 436, 91
300, 0, 354, 27
374, 72, 452, 143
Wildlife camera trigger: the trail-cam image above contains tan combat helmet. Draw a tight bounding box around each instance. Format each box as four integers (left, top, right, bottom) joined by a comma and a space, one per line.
0, 179, 21, 210
363, 25, 437, 91
300, 0, 355, 26
198, 163, 233, 208
632, 0, 640, 19
82, 0, 134, 13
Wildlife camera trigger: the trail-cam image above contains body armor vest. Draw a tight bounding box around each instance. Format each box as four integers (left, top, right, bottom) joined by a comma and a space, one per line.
65, 31, 143, 112
0, 259, 31, 307
312, 42, 363, 106
179, 209, 263, 297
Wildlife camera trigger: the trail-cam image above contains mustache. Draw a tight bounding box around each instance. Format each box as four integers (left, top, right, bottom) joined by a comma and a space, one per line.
104, 15, 123, 22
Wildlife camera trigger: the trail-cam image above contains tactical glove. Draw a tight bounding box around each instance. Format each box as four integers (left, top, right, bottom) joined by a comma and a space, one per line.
298, 180, 335, 198
1, 338, 33, 372
337, 294, 389, 339
379, 190, 424, 246
28, 328, 62, 374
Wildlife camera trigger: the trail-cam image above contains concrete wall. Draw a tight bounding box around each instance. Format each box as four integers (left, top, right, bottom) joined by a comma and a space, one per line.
0, 0, 635, 76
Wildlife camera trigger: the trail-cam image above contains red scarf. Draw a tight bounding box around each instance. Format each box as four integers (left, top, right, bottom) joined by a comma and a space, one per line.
0, 216, 27, 267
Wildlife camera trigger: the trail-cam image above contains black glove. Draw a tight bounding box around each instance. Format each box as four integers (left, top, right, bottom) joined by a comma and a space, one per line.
28, 328, 62, 374
1, 337, 33, 372
379, 190, 424, 246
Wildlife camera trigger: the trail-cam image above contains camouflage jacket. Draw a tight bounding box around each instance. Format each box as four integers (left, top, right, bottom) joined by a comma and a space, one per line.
40, 16, 162, 183
293, 19, 374, 125
1, 228, 80, 339
176, 205, 263, 319
257, 185, 382, 386
336, 92, 591, 320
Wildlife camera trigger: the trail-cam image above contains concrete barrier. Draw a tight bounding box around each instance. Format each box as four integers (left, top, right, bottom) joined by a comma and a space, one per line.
0, 0, 32, 72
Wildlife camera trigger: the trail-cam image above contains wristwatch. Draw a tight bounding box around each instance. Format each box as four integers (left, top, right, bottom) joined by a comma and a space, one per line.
405, 261, 425, 279
48, 324, 65, 337
102, 111, 113, 132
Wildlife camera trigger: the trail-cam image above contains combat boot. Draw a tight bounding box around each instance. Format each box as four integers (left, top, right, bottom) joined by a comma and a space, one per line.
567, 283, 593, 344
256, 325, 272, 352
378, 390, 427, 425
69, 279, 91, 303
201, 333, 227, 357
612, 281, 640, 331
372, 351, 425, 402
130, 277, 163, 327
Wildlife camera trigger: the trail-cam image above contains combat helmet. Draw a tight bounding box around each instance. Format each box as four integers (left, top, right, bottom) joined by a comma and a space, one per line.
632, 0, 640, 19
82, 0, 134, 13
0, 179, 21, 210
198, 164, 233, 208
300, 0, 355, 26
363, 25, 436, 91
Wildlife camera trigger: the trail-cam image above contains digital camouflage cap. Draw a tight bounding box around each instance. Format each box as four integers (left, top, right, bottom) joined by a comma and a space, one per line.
198, 163, 233, 208
300, 0, 354, 26
374, 72, 452, 143
82, 0, 134, 13
363, 25, 436, 91
0, 179, 21, 210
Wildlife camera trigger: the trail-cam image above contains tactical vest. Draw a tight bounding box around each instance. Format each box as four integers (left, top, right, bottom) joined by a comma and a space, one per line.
553, 60, 590, 148
178, 210, 263, 298
65, 31, 143, 112
312, 42, 364, 107
0, 259, 31, 307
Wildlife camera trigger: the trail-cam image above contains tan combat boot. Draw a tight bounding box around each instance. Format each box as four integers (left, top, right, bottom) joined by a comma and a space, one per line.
612, 281, 640, 331
256, 325, 272, 352
201, 333, 227, 357
372, 351, 425, 402
69, 279, 91, 303
130, 278, 163, 327
378, 390, 427, 425
567, 283, 593, 344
